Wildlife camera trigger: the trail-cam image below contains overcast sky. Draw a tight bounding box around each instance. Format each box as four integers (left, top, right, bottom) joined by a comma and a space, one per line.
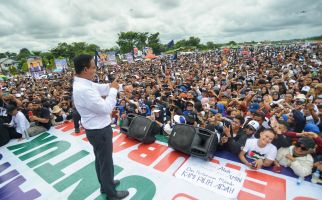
0, 0, 321, 52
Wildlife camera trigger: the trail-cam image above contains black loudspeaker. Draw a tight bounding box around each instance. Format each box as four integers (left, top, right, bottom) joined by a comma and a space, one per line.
190, 127, 219, 160
128, 116, 161, 144
120, 113, 137, 134
168, 124, 219, 160
168, 124, 196, 155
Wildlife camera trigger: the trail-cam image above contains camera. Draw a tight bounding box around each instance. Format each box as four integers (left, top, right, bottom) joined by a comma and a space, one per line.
270, 102, 279, 108
222, 119, 231, 127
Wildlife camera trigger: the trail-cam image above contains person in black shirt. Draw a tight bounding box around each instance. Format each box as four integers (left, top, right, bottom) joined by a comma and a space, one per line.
27, 99, 51, 137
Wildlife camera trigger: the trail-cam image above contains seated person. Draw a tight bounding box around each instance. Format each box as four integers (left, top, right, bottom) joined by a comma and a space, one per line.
51, 105, 66, 125
205, 113, 224, 134
148, 105, 170, 133
183, 101, 200, 125
163, 107, 186, 136
5, 104, 30, 140
275, 137, 315, 177
28, 99, 51, 137
60, 101, 73, 120
138, 104, 151, 117
239, 129, 277, 170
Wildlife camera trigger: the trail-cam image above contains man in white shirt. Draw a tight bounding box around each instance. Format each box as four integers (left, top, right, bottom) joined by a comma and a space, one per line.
5, 104, 30, 140
72, 54, 132, 200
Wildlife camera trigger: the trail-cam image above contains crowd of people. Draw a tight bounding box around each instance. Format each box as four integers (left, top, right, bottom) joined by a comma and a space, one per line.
0, 42, 322, 181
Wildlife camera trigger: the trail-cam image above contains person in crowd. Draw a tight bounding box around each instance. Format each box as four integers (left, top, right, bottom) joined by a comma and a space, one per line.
275, 137, 315, 177
5, 104, 30, 140
27, 99, 51, 137
219, 115, 245, 154
239, 129, 277, 170
51, 105, 66, 125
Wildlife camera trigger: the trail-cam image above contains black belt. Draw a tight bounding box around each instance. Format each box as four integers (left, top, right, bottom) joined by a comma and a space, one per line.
85, 124, 111, 132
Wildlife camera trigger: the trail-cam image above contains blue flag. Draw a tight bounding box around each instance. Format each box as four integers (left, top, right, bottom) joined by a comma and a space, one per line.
94, 50, 99, 67
167, 40, 174, 48
171, 51, 177, 60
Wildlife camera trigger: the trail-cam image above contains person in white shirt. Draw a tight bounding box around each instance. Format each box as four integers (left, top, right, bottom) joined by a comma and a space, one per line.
72, 54, 132, 200
5, 104, 30, 141
239, 129, 277, 170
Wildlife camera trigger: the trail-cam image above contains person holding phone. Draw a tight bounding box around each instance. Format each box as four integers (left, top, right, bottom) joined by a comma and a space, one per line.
219, 115, 245, 154
239, 129, 277, 170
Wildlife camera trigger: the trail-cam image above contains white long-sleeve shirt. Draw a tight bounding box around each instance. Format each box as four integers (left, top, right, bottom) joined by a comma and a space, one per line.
276, 146, 313, 177
73, 76, 120, 130
9, 111, 30, 137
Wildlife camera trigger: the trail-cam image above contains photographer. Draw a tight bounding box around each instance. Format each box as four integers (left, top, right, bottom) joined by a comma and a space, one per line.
219, 115, 246, 154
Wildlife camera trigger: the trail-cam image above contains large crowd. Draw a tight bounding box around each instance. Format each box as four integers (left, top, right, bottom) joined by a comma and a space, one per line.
0, 43, 322, 180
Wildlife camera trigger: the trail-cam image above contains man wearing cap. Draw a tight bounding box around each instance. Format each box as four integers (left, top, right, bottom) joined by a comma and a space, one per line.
72, 54, 132, 200
275, 137, 315, 177
183, 101, 199, 125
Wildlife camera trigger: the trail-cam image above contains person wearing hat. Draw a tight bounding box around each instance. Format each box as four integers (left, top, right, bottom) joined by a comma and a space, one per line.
51, 105, 66, 125
4, 104, 30, 141
183, 101, 199, 125
163, 111, 186, 136
275, 137, 315, 177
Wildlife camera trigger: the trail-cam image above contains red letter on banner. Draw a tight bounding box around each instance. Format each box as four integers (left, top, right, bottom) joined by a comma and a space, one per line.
55, 121, 74, 132
128, 143, 168, 166
238, 170, 286, 200
172, 193, 198, 200
113, 134, 139, 153
154, 150, 189, 172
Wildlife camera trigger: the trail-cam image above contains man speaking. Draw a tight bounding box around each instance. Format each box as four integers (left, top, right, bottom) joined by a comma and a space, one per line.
73, 54, 132, 200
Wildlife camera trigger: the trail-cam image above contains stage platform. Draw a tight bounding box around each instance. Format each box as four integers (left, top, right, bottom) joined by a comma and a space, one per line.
1, 121, 321, 200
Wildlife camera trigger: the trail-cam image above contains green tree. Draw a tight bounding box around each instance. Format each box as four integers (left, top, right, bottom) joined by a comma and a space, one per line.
8, 66, 17, 75
21, 61, 29, 73
228, 41, 237, 46
186, 36, 200, 47
147, 32, 163, 55
116, 31, 148, 54
17, 48, 31, 60
173, 39, 187, 49
206, 41, 216, 49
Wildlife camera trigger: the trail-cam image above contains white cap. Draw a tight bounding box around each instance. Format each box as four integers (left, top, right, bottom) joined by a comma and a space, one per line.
301, 86, 310, 92
247, 120, 259, 131
294, 93, 306, 100
174, 115, 186, 124
15, 93, 21, 98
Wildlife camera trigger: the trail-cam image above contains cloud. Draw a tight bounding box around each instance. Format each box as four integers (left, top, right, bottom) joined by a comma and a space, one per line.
0, 0, 321, 52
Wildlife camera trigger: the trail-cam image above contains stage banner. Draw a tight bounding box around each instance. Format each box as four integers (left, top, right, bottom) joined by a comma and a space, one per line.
54, 59, 67, 72
126, 53, 133, 63
27, 56, 43, 72
0, 122, 321, 200
133, 48, 138, 57
143, 47, 153, 55
107, 51, 117, 65
97, 51, 108, 67
175, 157, 246, 199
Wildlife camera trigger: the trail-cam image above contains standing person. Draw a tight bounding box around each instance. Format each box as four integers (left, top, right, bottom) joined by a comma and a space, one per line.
72, 54, 132, 200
